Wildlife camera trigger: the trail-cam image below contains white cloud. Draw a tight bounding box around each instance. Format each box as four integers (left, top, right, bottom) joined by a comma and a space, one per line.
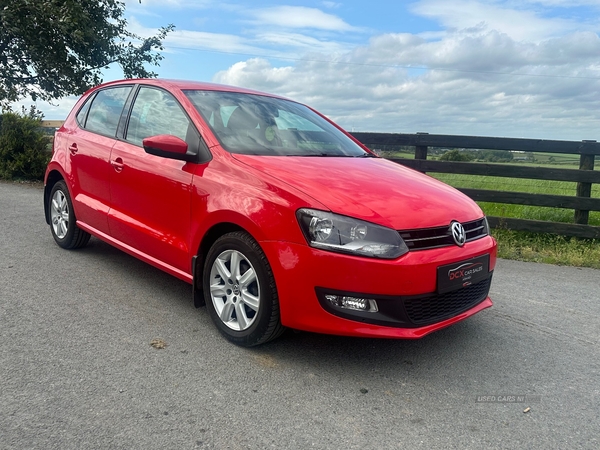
249, 6, 356, 31
166, 29, 262, 54
128, 14, 353, 58
321, 1, 342, 8
126, 17, 266, 55
254, 31, 352, 54
354, 29, 600, 72
214, 59, 295, 90
410, 0, 589, 42
213, 22, 600, 140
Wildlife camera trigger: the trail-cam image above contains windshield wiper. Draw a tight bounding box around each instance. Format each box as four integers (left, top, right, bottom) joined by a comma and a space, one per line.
286, 152, 344, 157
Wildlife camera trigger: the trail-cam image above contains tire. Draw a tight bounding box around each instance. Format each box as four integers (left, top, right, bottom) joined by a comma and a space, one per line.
203, 231, 285, 347
48, 181, 91, 249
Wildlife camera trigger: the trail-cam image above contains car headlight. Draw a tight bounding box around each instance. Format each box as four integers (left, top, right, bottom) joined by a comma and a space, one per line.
296, 208, 409, 259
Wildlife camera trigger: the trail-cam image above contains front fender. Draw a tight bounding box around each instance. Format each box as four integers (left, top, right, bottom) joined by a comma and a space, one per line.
189, 158, 326, 260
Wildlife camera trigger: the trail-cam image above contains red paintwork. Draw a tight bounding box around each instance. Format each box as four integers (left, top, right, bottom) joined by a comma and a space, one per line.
45, 78, 497, 339
54, 124, 114, 235
233, 155, 483, 229
143, 134, 188, 155
261, 238, 496, 337
108, 139, 194, 272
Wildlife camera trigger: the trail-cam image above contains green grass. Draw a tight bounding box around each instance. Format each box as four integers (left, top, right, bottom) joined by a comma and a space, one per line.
491, 228, 600, 269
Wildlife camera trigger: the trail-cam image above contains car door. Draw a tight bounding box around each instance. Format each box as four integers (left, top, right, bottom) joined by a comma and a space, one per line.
69, 85, 133, 234
108, 85, 203, 273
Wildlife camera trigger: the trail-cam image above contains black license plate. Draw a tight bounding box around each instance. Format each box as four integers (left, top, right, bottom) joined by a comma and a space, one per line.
437, 255, 490, 294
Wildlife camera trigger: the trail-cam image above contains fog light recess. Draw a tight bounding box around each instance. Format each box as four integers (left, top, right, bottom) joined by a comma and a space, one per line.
324, 294, 379, 312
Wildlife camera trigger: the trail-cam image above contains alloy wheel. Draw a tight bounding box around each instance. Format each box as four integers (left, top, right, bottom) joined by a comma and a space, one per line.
50, 189, 69, 239
209, 249, 261, 331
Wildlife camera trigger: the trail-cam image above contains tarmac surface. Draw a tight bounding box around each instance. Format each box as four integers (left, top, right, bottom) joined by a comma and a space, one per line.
1, 181, 599, 449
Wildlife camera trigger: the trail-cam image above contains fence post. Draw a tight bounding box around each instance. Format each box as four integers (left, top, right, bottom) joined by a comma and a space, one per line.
415, 132, 429, 173
574, 141, 596, 225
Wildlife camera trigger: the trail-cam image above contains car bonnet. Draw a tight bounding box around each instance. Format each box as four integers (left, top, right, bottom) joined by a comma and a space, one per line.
232, 154, 484, 230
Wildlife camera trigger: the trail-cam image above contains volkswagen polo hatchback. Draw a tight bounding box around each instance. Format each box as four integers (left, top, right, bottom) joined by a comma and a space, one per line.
44, 79, 497, 346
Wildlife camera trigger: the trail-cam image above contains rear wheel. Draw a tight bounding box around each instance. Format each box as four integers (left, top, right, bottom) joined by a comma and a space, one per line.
203, 231, 285, 346
49, 181, 90, 249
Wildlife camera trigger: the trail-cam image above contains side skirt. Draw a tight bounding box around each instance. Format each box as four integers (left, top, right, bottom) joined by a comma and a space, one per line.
76, 220, 194, 284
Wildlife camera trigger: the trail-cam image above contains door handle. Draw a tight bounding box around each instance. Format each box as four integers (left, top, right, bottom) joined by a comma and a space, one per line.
110, 157, 124, 173
68, 143, 78, 155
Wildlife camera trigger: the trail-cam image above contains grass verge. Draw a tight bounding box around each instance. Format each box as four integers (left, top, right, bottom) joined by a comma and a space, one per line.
492, 227, 600, 269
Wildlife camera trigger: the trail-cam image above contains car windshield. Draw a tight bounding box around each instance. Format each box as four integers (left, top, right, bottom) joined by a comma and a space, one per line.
184, 90, 368, 157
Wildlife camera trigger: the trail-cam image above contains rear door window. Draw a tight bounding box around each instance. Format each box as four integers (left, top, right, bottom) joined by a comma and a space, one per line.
83, 87, 132, 137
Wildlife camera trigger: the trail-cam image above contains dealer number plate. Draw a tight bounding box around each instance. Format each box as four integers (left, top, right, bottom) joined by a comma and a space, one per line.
437, 254, 490, 294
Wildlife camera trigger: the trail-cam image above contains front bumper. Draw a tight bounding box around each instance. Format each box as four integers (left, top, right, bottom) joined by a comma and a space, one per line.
260, 235, 497, 338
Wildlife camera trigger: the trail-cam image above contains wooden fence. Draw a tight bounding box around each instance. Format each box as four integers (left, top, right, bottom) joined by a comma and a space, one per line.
351, 132, 600, 239
40, 120, 63, 142
40, 120, 66, 129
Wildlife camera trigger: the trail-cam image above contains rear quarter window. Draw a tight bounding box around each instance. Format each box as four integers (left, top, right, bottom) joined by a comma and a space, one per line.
76, 95, 94, 127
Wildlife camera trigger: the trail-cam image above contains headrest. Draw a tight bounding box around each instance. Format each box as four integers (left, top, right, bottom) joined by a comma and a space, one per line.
227, 106, 260, 130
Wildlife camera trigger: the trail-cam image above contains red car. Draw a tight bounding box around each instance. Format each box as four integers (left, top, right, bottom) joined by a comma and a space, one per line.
44, 79, 497, 346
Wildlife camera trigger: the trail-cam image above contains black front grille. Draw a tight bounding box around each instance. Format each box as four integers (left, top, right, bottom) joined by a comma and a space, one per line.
315, 273, 493, 329
399, 218, 488, 251
404, 277, 492, 325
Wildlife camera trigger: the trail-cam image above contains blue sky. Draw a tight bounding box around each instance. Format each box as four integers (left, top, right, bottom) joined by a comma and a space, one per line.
25, 0, 600, 141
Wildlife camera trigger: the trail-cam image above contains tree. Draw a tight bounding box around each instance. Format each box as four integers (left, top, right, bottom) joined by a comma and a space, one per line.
439, 149, 473, 162
0, 0, 174, 106
479, 150, 513, 162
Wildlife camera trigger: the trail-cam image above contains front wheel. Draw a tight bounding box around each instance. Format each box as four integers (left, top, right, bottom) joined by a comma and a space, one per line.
203, 231, 285, 346
48, 181, 90, 249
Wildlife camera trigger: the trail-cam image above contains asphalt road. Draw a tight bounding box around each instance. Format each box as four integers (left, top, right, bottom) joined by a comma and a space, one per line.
1, 180, 599, 449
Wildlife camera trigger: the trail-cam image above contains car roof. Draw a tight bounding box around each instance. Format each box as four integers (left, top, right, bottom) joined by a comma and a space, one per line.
86, 78, 285, 99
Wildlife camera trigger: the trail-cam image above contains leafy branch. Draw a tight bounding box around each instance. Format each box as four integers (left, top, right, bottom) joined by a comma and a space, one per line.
0, 0, 174, 105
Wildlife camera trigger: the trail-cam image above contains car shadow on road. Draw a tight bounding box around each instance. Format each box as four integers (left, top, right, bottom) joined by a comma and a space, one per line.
245, 312, 501, 389
73, 237, 194, 307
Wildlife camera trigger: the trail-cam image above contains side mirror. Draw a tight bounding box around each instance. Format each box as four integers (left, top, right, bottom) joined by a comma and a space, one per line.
143, 134, 194, 162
